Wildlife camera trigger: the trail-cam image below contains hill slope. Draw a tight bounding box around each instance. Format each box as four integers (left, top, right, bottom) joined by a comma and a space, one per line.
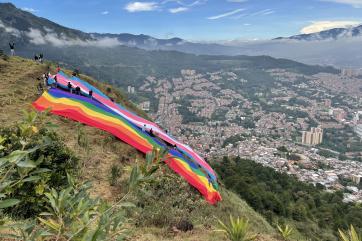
0, 56, 281, 240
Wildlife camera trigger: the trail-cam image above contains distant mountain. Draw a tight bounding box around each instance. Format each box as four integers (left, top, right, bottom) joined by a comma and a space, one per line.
274, 25, 362, 41
1, 2, 362, 68
0, 3, 187, 49
0, 2, 339, 81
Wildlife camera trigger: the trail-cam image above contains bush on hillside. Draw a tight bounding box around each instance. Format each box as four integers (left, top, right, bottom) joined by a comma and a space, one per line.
131, 172, 204, 228
0, 112, 78, 218
214, 156, 362, 240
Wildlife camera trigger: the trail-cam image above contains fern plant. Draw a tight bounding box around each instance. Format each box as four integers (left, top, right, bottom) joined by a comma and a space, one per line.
215, 215, 257, 241
339, 225, 362, 241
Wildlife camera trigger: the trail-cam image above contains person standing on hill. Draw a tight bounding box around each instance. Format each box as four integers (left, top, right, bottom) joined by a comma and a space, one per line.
9, 42, 15, 56
75, 86, 81, 95
67, 82, 73, 93
39, 53, 44, 63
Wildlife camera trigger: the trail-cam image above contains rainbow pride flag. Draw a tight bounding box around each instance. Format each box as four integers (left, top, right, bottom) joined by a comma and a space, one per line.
53, 72, 218, 183
33, 89, 222, 204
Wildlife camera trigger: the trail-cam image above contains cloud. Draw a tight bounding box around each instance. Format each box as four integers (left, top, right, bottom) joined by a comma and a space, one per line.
25, 28, 122, 47
101, 11, 109, 15
301, 21, 361, 34
250, 9, 275, 16
207, 8, 245, 20
124, 2, 158, 12
169, 7, 188, 13
188, 0, 208, 6
0, 20, 21, 37
320, 0, 362, 8
21, 7, 37, 13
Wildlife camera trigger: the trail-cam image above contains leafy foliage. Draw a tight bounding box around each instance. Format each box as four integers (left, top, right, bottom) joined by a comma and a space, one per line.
0, 111, 78, 217
110, 164, 122, 186
37, 174, 129, 240
215, 215, 257, 241
339, 225, 362, 241
277, 224, 294, 240
214, 156, 362, 240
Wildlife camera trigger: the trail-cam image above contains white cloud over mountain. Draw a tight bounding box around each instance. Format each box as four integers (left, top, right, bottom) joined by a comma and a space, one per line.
301, 21, 361, 34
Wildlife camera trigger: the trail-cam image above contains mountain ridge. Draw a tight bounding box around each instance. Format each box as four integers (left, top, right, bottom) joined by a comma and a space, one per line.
2, 2, 362, 68
274, 24, 362, 41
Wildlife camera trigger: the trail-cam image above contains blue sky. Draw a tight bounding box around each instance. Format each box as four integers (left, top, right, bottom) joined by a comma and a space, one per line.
2, 0, 362, 41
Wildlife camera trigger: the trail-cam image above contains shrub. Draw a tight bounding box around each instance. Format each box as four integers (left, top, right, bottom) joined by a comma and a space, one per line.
0, 111, 78, 218
215, 215, 257, 241
277, 224, 294, 240
110, 164, 122, 186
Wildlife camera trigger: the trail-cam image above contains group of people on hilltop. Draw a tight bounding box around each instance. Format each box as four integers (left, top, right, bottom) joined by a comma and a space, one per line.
36, 72, 51, 95
34, 53, 44, 63
36, 68, 94, 100
8, 41, 45, 63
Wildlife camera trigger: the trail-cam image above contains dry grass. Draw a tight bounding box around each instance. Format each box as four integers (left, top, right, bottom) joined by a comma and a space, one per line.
0, 56, 143, 201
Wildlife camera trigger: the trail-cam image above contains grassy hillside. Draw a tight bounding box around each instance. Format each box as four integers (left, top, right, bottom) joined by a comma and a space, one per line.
0, 56, 281, 240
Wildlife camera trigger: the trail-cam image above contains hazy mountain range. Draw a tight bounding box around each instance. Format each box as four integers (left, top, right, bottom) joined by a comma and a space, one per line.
1, 2, 362, 68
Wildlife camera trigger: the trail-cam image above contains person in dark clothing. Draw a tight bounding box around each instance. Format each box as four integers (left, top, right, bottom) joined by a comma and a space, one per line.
34, 54, 39, 62
39, 53, 43, 63
110, 97, 114, 102
75, 86, 81, 95
67, 82, 73, 93
9, 42, 15, 56
50, 75, 58, 88
72, 69, 79, 76
89, 90, 93, 99
149, 128, 154, 137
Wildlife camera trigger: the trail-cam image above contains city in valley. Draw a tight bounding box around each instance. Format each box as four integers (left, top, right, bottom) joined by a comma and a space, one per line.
132, 67, 362, 203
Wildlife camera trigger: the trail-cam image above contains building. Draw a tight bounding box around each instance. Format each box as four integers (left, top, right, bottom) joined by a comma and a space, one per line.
351, 174, 361, 185
355, 124, 362, 139
331, 108, 346, 122
127, 86, 135, 94
341, 68, 362, 77
302, 127, 323, 145
324, 99, 332, 108
138, 101, 151, 112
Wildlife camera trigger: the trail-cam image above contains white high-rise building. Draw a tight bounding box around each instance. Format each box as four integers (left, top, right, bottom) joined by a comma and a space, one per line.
302, 127, 323, 146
